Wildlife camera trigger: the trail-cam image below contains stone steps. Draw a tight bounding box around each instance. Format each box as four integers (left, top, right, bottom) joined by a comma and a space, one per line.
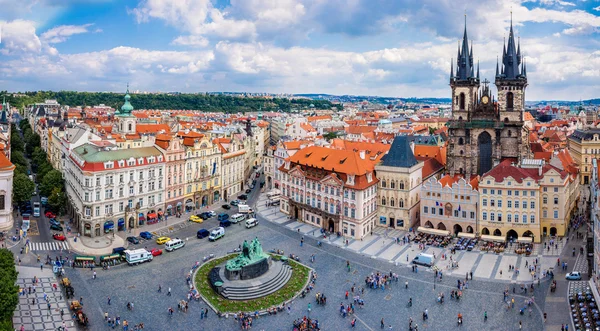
221, 265, 292, 300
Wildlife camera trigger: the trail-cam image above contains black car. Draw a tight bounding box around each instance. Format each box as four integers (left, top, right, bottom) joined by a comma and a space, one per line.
219, 220, 232, 227
245, 189, 252, 194
197, 229, 210, 239
238, 194, 248, 200
127, 236, 140, 244
50, 224, 63, 231
198, 212, 211, 220
222, 204, 231, 210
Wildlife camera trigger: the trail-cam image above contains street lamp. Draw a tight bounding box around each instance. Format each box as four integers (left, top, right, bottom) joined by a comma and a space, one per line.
433, 270, 436, 289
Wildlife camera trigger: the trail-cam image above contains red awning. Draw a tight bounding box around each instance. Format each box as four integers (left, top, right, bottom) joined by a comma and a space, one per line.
157, 211, 164, 215
147, 213, 157, 219
139, 216, 146, 221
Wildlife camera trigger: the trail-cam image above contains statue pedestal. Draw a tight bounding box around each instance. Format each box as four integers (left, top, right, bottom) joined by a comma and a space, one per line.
225, 256, 271, 280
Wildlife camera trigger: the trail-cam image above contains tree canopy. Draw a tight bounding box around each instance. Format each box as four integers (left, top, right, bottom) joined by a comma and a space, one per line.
13, 173, 34, 205
0, 249, 19, 329
40, 170, 63, 197
1, 91, 341, 112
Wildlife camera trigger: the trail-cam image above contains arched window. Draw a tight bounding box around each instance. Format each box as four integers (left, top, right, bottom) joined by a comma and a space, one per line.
381, 197, 386, 206
128, 123, 132, 131
507, 92, 514, 110
0, 194, 5, 210
390, 181, 396, 189
458, 137, 464, 145
381, 180, 387, 188
459, 93, 465, 110
399, 181, 405, 190
399, 199, 404, 208
460, 150, 464, 155
390, 198, 395, 207
508, 130, 512, 137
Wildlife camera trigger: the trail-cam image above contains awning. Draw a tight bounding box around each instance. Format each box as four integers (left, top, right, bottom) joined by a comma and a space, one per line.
139, 216, 146, 221
104, 222, 114, 229
457, 232, 476, 239
158, 211, 164, 215
481, 235, 505, 242
147, 213, 157, 219
417, 227, 450, 236
186, 201, 195, 207
517, 237, 533, 243
118, 219, 125, 226
138, 213, 144, 217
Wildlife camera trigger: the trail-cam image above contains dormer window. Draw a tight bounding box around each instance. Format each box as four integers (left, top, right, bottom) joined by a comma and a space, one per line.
346, 174, 355, 185
104, 161, 114, 169
367, 173, 373, 182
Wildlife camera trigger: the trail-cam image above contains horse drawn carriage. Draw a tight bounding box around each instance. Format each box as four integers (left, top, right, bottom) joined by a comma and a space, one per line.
61, 278, 74, 299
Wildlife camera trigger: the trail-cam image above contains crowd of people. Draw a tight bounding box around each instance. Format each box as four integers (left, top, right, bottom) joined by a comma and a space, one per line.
292, 316, 320, 331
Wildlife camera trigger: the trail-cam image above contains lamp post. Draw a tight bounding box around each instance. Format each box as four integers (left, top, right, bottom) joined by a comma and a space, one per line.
433, 271, 436, 289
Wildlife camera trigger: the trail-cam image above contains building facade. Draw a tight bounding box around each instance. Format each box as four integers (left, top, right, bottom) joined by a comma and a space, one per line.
156, 134, 186, 216
0, 153, 14, 231
568, 129, 600, 184
447, 19, 529, 176
279, 145, 378, 239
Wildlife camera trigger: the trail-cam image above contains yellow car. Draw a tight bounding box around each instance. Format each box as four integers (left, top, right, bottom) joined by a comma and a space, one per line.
189, 215, 203, 223
156, 236, 170, 245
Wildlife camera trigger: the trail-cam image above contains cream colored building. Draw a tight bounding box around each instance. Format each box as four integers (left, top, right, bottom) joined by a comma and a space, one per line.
568, 129, 600, 184
420, 175, 479, 235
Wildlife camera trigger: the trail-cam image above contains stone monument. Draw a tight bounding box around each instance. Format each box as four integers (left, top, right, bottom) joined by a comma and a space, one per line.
224, 237, 271, 280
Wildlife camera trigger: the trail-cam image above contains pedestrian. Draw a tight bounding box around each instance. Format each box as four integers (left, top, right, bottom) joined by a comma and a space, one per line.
405, 281, 408, 289
308, 303, 311, 312
79, 297, 83, 305
167, 287, 171, 296
470, 271, 473, 280
345, 291, 349, 299
200, 310, 204, 319
93, 271, 97, 279
108, 297, 111, 305
381, 318, 385, 329
158, 285, 161, 293
205, 308, 208, 318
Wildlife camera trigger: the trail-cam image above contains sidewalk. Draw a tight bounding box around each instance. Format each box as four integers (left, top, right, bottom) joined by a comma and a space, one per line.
66, 199, 225, 256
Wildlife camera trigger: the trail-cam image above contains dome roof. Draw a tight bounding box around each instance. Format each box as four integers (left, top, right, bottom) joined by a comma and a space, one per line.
119, 85, 134, 115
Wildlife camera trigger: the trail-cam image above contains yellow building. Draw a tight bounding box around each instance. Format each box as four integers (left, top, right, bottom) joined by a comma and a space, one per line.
568, 129, 600, 184
479, 159, 576, 243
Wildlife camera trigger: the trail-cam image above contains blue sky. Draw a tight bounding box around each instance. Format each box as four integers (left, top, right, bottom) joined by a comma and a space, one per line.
0, 0, 599, 100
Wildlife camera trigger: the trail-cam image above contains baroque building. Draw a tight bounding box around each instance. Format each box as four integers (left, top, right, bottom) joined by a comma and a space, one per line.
447, 18, 530, 176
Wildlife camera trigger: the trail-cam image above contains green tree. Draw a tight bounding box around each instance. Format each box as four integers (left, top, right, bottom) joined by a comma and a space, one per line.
14, 164, 27, 176
12, 173, 34, 205
323, 132, 338, 141
40, 170, 63, 197
10, 133, 24, 153
0, 249, 19, 325
47, 187, 65, 214
31, 147, 46, 166
36, 161, 53, 181
25, 133, 40, 155
10, 151, 28, 169
18, 119, 29, 131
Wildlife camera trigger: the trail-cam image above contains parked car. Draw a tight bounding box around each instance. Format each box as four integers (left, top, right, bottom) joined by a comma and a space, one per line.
127, 236, 140, 245
230, 200, 240, 206
245, 189, 252, 194
238, 194, 248, 200
207, 211, 216, 217
219, 220, 232, 227
150, 248, 163, 256
50, 224, 63, 231
40, 197, 48, 206
49, 218, 60, 226
566, 272, 582, 280
197, 229, 210, 239
45, 211, 56, 219
222, 204, 231, 210
198, 212, 212, 219
52, 233, 66, 241
140, 231, 153, 240
189, 215, 203, 223
156, 236, 171, 245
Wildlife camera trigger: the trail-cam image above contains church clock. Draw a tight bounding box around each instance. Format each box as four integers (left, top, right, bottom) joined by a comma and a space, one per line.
481, 95, 489, 104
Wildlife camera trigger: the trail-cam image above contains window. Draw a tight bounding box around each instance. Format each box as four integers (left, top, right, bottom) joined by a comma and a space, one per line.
95, 191, 100, 201
515, 191, 519, 196
554, 187, 558, 193
96, 177, 101, 186
507, 91, 514, 109
554, 197, 559, 205
482, 199, 487, 207
84, 193, 89, 202
381, 180, 386, 188
482, 212, 487, 221
399, 199, 404, 208
459, 92, 465, 110
491, 189, 495, 195
95, 206, 100, 216
399, 181, 405, 189
507, 200, 512, 208
508, 190, 512, 196
119, 202, 124, 212
497, 190, 502, 195
431, 208, 436, 215
454, 210, 459, 217
543, 196, 548, 204
390, 181, 396, 189
344, 207, 348, 217
543, 210, 547, 218
390, 198, 395, 207
530, 215, 535, 223
543, 187, 547, 192
470, 212, 475, 219
351, 209, 356, 218
351, 191, 356, 200
490, 213, 495, 221
530, 191, 535, 197
462, 211, 467, 218
490, 199, 495, 207
554, 210, 558, 219
522, 215, 527, 223
530, 201, 535, 209
482, 189, 487, 194
514, 214, 518, 223
439, 208, 443, 215
498, 200, 502, 207
507, 214, 512, 222
497, 213, 502, 222
381, 198, 386, 206
424, 206, 429, 214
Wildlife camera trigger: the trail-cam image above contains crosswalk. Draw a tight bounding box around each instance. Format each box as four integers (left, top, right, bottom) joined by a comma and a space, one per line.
29, 241, 69, 251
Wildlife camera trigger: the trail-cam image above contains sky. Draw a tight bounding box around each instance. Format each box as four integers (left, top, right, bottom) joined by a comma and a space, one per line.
0, 0, 599, 100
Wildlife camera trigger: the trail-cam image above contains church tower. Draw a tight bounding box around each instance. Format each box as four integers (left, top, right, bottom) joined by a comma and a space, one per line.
116, 85, 137, 135
450, 17, 480, 121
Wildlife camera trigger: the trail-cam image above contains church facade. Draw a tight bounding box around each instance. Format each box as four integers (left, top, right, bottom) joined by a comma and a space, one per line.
447, 19, 530, 176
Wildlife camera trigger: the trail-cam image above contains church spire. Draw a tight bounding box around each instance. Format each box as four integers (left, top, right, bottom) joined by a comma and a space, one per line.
476, 60, 480, 80
502, 13, 521, 79
495, 56, 500, 78
450, 58, 454, 81
455, 14, 475, 81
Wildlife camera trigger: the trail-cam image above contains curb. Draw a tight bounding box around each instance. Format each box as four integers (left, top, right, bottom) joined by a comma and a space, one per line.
192, 253, 314, 317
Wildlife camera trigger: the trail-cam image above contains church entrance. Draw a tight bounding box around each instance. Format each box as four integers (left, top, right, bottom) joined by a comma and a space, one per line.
478, 132, 493, 175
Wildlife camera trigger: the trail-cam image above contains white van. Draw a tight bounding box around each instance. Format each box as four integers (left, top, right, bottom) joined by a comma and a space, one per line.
231, 213, 246, 224
165, 238, 185, 252
412, 253, 434, 267
245, 218, 258, 229
125, 249, 153, 265
208, 227, 225, 241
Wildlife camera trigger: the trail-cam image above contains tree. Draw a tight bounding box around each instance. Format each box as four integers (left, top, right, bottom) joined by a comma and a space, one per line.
10, 151, 28, 169
25, 133, 40, 155
35, 161, 53, 181
47, 187, 66, 214
323, 132, 338, 141
12, 173, 34, 205
0, 249, 19, 325
14, 164, 27, 176
40, 170, 63, 197
10, 133, 24, 152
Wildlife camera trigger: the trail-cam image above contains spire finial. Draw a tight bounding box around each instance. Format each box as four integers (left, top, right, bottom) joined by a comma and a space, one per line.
126, 82, 129, 93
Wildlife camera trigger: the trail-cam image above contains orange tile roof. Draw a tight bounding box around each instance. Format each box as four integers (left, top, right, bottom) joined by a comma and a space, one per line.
0, 152, 15, 171
524, 112, 535, 121
345, 126, 377, 135
136, 124, 170, 135
286, 146, 375, 176
420, 157, 444, 179
300, 123, 316, 133
307, 115, 331, 122
282, 140, 312, 150
414, 145, 446, 166
438, 174, 462, 188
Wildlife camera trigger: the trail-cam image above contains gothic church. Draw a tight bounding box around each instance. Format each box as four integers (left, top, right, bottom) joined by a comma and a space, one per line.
447, 18, 531, 176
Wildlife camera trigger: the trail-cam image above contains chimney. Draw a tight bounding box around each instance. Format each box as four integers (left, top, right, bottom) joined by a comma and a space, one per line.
359, 150, 365, 159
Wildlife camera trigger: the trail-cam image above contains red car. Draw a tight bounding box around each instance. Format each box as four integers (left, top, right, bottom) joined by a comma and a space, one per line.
52, 233, 66, 241
45, 212, 56, 219
150, 248, 162, 256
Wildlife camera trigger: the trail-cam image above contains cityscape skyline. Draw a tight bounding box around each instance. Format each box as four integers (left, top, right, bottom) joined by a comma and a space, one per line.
0, 0, 599, 100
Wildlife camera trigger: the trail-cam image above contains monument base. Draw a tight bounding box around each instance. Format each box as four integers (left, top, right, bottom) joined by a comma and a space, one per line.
225, 256, 271, 280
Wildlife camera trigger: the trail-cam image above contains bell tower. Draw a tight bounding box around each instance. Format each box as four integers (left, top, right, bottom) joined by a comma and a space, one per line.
495, 14, 527, 123
450, 16, 480, 122
116, 84, 137, 135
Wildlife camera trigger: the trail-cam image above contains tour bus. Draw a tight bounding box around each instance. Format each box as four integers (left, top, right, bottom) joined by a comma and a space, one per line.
165, 238, 185, 252
125, 249, 153, 266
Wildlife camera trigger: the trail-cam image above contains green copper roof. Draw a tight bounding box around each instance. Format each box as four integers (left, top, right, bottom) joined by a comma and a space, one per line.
73, 144, 162, 163
118, 85, 134, 116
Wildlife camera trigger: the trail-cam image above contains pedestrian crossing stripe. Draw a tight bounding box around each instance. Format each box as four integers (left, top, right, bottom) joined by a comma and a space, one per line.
29, 242, 69, 251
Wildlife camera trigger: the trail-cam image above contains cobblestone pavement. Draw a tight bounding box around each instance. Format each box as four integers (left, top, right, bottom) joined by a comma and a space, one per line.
59, 219, 548, 331
12, 266, 74, 331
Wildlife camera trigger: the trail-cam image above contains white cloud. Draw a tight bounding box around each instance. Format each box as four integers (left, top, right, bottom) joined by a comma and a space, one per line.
171, 35, 209, 47
41, 23, 95, 43
594, 6, 600, 11
0, 20, 42, 55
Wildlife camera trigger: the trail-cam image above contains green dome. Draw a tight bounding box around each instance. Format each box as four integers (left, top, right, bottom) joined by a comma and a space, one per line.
120, 88, 134, 115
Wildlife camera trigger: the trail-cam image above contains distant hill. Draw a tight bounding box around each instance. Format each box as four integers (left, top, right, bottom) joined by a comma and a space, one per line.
295, 94, 452, 104
0, 91, 340, 112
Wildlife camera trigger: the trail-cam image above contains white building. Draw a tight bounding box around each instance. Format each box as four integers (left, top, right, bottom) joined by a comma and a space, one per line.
0, 152, 14, 231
